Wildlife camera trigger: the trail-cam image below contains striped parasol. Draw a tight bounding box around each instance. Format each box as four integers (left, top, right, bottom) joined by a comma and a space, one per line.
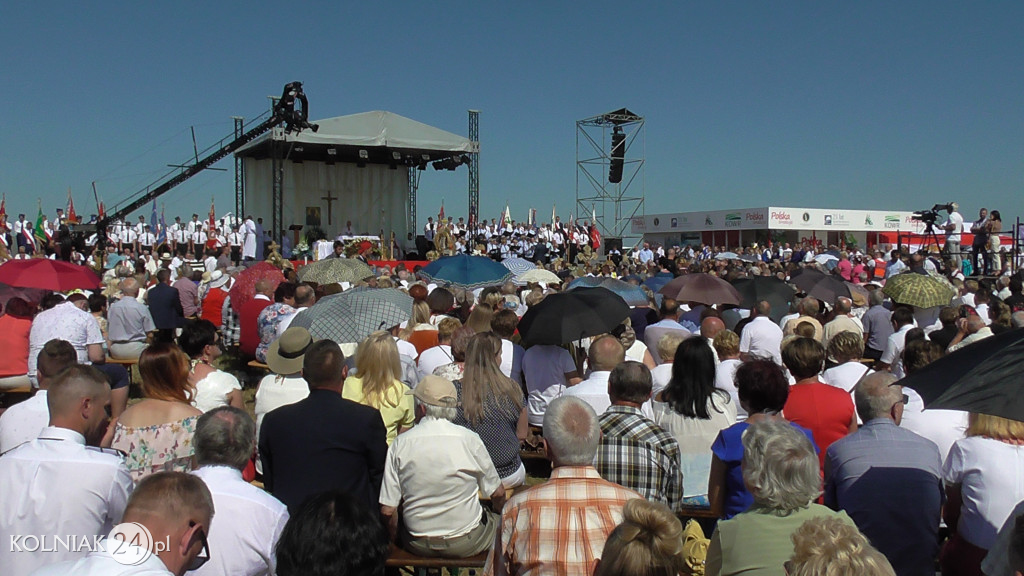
501, 257, 535, 276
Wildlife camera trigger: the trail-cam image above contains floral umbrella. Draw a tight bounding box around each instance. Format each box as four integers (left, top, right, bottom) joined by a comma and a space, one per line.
229, 262, 286, 314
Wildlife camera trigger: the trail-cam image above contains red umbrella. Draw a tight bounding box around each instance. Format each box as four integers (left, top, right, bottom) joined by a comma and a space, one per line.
229, 262, 285, 314
0, 259, 101, 292
659, 273, 742, 306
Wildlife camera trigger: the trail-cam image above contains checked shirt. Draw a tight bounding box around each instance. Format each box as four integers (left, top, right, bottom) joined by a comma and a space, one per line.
595, 405, 683, 511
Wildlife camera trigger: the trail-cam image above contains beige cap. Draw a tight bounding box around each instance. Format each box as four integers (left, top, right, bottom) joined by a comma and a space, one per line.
406, 375, 458, 407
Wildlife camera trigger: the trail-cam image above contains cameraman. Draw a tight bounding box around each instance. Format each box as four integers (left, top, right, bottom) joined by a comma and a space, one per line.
941, 202, 964, 273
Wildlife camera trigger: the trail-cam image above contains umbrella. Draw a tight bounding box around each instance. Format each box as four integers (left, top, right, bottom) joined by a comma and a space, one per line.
642, 273, 673, 293
501, 257, 535, 277
419, 254, 514, 289
659, 273, 742, 306
0, 282, 50, 311
738, 254, 760, 263
290, 287, 414, 344
882, 272, 956, 309
229, 262, 286, 314
296, 258, 373, 285
900, 328, 1024, 421
518, 287, 630, 345
568, 276, 649, 307
730, 276, 794, 322
0, 259, 101, 292
715, 252, 741, 261
516, 268, 561, 285
815, 254, 839, 264
843, 282, 870, 308
788, 268, 851, 304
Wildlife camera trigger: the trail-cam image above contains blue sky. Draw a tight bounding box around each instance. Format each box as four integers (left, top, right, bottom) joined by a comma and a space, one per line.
1, 2, 1021, 229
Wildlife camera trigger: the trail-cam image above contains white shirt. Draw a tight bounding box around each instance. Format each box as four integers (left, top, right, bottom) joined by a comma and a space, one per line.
522, 345, 578, 427
563, 371, 654, 419
943, 211, 964, 242
417, 345, 453, 381
254, 374, 310, 474
0, 390, 49, 453
881, 324, 914, 379
28, 302, 104, 380
0, 427, 133, 576
714, 358, 746, 421
192, 466, 289, 576
943, 436, 1024, 550
191, 370, 243, 413
821, 362, 872, 424
30, 539, 174, 576
650, 363, 673, 398
379, 417, 501, 538
242, 219, 257, 259
499, 338, 514, 378
900, 387, 967, 464
394, 337, 418, 361
739, 316, 784, 365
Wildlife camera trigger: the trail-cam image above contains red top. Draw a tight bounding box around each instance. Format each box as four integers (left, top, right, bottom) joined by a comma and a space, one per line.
0, 315, 32, 377
783, 381, 855, 472
201, 288, 228, 329
239, 296, 273, 358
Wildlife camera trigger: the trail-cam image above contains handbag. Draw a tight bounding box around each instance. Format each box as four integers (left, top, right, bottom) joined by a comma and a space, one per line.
680, 518, 710, 575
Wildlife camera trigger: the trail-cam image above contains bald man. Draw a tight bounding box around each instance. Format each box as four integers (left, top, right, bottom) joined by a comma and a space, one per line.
700, 316, 725, 364
239, 279, 276, 358
822, 297, 863, 348
564, 336, 653, 418
946, 312, 993, 353
109, 277, 157, 360
34, 471, 214, 576
0, 365, 133, 575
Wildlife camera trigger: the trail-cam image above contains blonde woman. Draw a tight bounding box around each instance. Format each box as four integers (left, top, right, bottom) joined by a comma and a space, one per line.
453, 332, 528, 488
787, 516, 895, 576
344, 331, 415, 444
941, 413, 1024, 576
595, 499, 687, 576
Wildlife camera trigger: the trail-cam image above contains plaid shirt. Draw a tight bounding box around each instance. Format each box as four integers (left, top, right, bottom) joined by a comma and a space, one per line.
595, 405, 683, 511
484, 466, 640, 576
221, 296, 241, 346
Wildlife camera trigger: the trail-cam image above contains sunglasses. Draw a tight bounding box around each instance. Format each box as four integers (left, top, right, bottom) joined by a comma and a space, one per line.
187, 521, 210, 571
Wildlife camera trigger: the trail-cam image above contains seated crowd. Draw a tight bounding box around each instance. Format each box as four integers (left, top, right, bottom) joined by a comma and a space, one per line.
0, 243, 1023, 576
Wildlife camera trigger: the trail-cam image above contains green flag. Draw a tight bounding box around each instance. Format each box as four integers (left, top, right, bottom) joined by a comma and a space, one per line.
34, 202, 46, 245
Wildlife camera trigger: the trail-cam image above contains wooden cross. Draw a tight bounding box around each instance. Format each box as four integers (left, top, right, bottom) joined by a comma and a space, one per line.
321, 190, 337, 225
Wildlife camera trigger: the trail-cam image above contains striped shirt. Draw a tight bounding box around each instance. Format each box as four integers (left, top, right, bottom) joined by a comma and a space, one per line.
595, 405, 684, 511
484, 466, 640, 576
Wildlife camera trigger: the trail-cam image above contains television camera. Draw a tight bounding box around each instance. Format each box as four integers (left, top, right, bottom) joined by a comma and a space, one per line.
912, 203, 955, 228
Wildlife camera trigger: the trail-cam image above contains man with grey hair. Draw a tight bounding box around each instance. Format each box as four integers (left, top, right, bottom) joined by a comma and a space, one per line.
595, 361, 683, 511
484, 396, 640, 576
380, 375, 503, 558
947, 311, 994, 352
824, 372, 943, 576
108, 277, 157, 359
707, 419, 854, 575
860, 289, 893, 361
193, 406, 288, 576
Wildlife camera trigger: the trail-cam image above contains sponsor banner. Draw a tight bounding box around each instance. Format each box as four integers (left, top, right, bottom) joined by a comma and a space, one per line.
636, 207, 929, 235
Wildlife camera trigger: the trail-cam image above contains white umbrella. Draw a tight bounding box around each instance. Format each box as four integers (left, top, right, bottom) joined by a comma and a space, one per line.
517, 268, 561, 284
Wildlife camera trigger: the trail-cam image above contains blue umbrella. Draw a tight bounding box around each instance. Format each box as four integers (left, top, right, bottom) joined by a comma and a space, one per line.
642, 273, 673, 293
420, 254, 515, 290
568, 276, 649, 307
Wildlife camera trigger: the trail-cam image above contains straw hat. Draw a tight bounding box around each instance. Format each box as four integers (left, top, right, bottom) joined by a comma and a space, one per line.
266, 327, 315, 375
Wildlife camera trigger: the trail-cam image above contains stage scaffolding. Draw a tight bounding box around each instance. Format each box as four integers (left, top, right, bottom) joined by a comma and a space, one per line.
576, 109, 645, 247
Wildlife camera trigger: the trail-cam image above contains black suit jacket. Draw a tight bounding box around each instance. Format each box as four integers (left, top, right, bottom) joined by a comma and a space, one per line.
258, 388, 388, 513
147, 282, 184, 330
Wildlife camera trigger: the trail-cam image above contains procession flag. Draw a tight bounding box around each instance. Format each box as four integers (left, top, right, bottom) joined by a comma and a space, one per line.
551, 204, 556, 227
150, 200, 159, 236
439, 200, 445, 221
157, 205, 167, 246
503, 203, 512, 226
34, 201, 46, 245
0, 194, 6, 218
67, 188, 78, 224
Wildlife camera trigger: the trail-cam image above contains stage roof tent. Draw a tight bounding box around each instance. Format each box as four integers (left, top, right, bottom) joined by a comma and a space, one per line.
235, 110, 478, 165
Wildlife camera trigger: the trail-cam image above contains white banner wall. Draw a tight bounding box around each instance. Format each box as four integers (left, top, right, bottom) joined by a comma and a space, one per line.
243, 159, 409, 241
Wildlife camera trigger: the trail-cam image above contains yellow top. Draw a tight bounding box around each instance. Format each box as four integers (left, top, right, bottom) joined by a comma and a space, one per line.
342, 376, 415, 444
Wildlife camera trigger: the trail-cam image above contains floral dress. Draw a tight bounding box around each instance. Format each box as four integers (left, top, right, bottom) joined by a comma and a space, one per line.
255, 303, 296, 362
111, 415, 200, 482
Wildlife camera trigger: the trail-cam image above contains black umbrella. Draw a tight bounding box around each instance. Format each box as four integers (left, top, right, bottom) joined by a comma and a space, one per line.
788, 268, 851, 305
518, 287, 630, 346
730, 276, 794, 323
899, 328, 1024, 421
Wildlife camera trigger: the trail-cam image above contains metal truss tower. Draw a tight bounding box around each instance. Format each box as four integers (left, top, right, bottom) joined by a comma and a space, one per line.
576, 109, 645, 242
407, 168, 420, 233
468, 110, 480, 227
232, 116, 245, 218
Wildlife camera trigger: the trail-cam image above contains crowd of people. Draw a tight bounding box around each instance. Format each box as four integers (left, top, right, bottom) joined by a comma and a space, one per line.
0, 203, 1022, 576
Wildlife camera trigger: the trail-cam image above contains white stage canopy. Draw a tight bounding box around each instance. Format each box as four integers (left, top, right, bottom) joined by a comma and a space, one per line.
236, 111, 477, 241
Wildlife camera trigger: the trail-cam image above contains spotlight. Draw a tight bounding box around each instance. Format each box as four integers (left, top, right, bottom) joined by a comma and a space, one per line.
357, 149, 368, 168
460, 155, 471, 165
327, 148, 337, 156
